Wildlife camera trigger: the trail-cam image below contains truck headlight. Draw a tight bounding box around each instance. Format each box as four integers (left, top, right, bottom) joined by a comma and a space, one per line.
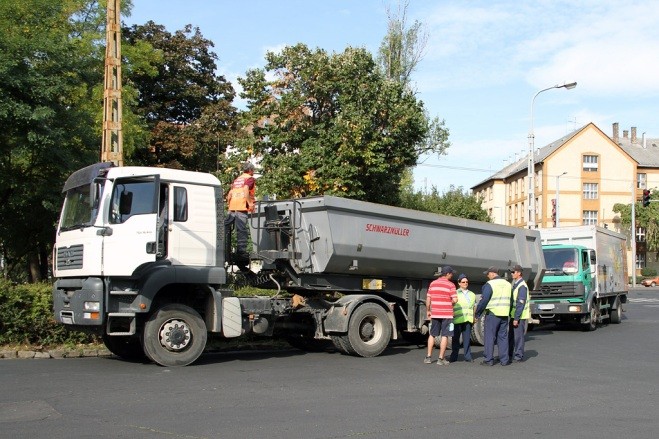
83, 301, 100, 311
568, 305, 582, 312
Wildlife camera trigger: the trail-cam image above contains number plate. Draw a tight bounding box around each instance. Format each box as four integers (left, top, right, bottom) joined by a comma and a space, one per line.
538, 304, 555, 311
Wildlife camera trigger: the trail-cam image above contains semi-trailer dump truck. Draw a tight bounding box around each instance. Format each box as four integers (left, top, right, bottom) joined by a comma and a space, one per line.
530, 226, 628, 331
52, 163, 545, 366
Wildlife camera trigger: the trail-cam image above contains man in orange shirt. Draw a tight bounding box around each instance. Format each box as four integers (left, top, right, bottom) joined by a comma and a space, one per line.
424, 266, 458, 366
225, 162, 256, 264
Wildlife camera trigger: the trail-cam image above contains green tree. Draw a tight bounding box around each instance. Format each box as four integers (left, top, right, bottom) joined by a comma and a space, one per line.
123, 21, 238, 171
399, 177, 490, 221
0, 0, 108, 281
378, 0, 428, 89
613, 190, 659, 253
238, 43, 440, 205
377, 0, 450, 197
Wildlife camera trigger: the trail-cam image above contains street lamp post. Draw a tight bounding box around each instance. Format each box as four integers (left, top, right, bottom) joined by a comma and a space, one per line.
528, 81, 577, 229
555, 171, 567, 227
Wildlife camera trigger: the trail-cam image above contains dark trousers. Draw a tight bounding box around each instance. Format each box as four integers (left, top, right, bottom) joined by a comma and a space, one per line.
508, 319, 527, 361
449, 321, 473, 362
483, 313, 510, 365
224, 211, 249, 255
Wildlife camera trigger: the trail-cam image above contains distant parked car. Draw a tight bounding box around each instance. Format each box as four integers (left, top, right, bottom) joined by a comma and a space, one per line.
641, 276, 659, 287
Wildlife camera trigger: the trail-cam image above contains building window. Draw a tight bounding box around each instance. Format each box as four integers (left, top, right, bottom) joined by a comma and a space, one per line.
582, 210, 598, 225
637, 227, 646, 243
583, 183, 598, 199
583, 155, 598, 172
637, 173, 647, 189
636, 252, 646, 270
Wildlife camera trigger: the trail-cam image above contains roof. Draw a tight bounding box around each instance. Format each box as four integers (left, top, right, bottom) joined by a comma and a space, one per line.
615, 137, 659, 168
471, 125, 585, 189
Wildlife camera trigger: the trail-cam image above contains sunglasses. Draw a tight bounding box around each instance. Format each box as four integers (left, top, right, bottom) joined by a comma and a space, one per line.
459, 280, 469, 284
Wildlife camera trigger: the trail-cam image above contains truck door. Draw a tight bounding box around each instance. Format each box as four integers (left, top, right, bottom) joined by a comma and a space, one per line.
586, 249, 596, 295
102, 175, 160, 276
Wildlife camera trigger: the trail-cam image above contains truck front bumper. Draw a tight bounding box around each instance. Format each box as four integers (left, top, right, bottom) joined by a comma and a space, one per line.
53, 277, 105, 327
531, 300, 587, 321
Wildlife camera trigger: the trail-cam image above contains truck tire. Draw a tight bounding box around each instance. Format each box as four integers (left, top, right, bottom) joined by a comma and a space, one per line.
583, 301, 600, 332
471, 315, 485, 346
331, 335, 355, 355
344, 303, 392, 357
102, 334, 147, 362
610, 298, 622, 324
142, 304, 208, 367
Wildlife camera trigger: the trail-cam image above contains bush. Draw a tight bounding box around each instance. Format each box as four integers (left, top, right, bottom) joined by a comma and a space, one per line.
0, 279, 96, 346
641, 267, 657, 277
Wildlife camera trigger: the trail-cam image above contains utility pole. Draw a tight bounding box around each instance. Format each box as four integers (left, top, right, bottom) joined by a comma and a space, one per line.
101, 0, 123, 165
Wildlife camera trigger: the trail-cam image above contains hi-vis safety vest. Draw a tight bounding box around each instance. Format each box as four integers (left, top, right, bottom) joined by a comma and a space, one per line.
510, 279, 531, 320
227, 173, 255, 212
485, 277, 512, 317
453, 289, 476, 324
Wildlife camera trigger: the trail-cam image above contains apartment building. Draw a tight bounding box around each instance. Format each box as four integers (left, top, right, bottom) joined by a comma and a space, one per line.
472, 122, 659, 274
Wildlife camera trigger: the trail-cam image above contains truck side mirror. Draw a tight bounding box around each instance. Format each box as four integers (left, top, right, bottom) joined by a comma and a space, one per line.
119, 191, 133, 215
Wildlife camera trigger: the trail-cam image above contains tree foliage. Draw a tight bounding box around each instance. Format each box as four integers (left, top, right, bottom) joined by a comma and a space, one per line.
238, 44, 441, 205
399, 176, 490, 221
377, 0, 450, 188
377, 0, 428, 89
0, 0, 108, 281
613, 190, 659, 254
123, 21, 238, 171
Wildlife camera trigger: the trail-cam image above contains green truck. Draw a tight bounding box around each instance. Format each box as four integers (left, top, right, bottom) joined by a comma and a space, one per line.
531, 225, 628, 331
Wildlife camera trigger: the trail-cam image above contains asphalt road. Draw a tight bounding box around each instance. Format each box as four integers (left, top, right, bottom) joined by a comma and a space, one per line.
1, 287, 658, 438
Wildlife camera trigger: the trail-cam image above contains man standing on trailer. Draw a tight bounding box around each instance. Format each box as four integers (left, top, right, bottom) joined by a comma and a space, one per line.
225, 162, 256, 263
424, 266, 458, 366
476, 266, 512, 366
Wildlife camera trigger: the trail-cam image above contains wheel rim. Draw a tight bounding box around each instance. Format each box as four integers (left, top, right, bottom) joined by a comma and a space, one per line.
158, 318, 192, 351
359, 316, 382, 345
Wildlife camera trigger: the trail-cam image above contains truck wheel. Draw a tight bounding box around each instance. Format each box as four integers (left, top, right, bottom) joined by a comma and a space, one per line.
331, 335, 355, 355
142, 304, 207, 367
102, 334, 147, 362
610, 298, 622, 324
345, 303, 392, 357
471, 315, 486, 346
583, 302, 600, 332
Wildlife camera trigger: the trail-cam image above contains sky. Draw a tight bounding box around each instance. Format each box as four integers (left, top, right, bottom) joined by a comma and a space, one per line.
124, 0, 659, 193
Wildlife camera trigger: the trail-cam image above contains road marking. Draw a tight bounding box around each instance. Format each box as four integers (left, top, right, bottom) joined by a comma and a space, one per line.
628, 298, 659, 303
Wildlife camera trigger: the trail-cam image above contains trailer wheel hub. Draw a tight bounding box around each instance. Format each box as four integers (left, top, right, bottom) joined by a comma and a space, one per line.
360, 319, 375, 342
159, 319, 191, 351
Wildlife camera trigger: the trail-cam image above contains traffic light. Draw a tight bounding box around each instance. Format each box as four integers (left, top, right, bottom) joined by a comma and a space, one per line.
643, 189, 651, 207
551, 199, 556, 227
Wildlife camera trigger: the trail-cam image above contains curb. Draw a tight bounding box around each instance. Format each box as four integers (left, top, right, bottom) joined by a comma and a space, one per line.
0, 348, 112, 360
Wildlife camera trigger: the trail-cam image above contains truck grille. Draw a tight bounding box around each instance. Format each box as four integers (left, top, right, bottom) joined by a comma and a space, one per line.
532, 282, 580, 299
57, 245, 83, 270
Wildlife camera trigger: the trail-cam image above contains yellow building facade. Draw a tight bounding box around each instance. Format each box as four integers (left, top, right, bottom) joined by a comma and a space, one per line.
473, 122, 659, 275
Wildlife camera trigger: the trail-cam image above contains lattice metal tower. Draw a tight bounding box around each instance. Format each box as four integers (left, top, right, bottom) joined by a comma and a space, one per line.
101, 0, 123, 165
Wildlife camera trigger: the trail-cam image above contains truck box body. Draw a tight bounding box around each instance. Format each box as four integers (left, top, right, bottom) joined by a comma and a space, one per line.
531, 225, 627, 329
251, 196, 545, 290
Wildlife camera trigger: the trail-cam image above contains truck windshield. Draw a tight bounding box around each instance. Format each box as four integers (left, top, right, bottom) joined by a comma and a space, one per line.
60, 183, 102, 231
543, 248, 579, 275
